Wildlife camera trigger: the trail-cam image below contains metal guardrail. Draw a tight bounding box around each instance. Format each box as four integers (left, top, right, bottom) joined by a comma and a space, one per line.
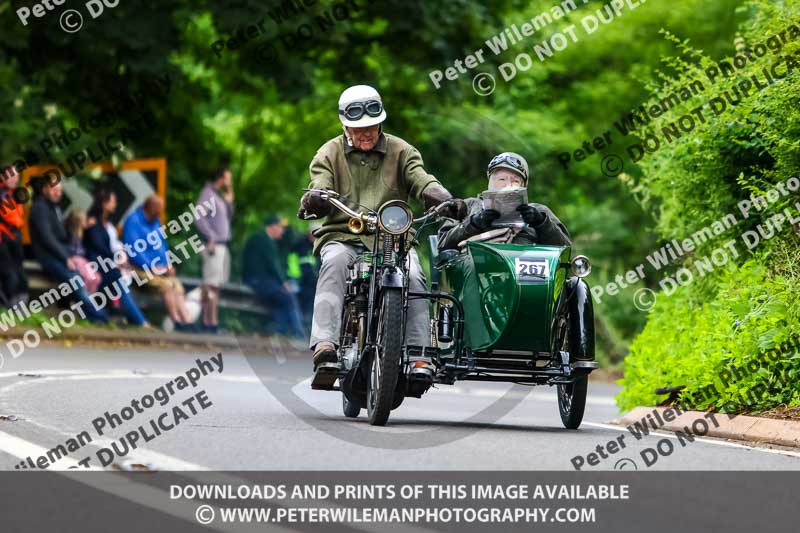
23, 260, 270, 317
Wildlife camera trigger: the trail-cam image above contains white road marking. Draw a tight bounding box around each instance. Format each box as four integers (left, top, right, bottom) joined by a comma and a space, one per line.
0, 429, 102, 470
0, 369, 95, 378
583, 421, 800, 459
0, 435, 292, 533
0, 370, 235, 471
0, 434, 426, 532
1, 369, 259, 381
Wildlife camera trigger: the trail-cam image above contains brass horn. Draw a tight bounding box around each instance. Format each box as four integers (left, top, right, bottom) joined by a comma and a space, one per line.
348, 217, 366, 234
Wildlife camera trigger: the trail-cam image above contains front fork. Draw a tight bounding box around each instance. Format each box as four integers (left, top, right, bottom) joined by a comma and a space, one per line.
359, 231, 408, 376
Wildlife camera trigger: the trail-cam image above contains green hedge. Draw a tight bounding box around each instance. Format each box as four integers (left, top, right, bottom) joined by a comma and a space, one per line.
617, 242, 800, 412
617, 0, 800, 412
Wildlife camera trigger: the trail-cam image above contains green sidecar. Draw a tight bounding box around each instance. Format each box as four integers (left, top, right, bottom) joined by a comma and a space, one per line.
428, 238, 598, 429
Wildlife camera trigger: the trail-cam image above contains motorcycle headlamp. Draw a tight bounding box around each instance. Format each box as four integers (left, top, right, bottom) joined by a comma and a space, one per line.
378, 201, 413, 235
571, 255, 592, 278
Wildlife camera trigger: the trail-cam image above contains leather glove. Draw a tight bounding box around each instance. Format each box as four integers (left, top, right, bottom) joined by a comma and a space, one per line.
469, 209, 501, 231
517, 204, 546, 226
440, 198, 468, 220
300, 190, 331, 217
421, 186, 454, 211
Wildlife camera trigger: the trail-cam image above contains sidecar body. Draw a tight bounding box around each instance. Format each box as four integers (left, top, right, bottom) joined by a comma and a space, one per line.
429, 238, 597, 385
441, 241, 568, 352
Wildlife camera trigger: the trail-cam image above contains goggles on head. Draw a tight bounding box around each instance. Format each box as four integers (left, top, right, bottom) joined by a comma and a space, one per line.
339, 100, 384, 122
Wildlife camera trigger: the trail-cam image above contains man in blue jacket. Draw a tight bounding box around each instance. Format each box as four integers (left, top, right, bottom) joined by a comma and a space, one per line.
122, 195, 195, 332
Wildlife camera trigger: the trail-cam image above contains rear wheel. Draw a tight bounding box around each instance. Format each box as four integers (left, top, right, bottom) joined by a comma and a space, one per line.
554, 315, 588, 429
340, 303, 365, 418
367, 288, 404, 426
342, 393, 362, 418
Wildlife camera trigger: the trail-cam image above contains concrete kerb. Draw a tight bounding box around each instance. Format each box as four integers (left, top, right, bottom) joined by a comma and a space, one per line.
614, 406, 800, 448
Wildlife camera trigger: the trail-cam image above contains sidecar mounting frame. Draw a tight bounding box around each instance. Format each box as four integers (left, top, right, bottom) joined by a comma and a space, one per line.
406, 290, 593, 386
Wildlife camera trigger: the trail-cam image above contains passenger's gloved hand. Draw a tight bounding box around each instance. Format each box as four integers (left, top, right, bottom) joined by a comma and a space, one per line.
469, 209, 501, 231
300, 190, 332, 218
517, 204, 546, 226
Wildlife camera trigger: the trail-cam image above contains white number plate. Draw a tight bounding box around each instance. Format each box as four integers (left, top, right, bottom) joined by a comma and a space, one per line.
515, 257, 549, 281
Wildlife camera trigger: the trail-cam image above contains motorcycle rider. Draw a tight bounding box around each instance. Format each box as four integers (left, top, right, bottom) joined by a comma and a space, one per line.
438, 152, 571, 250
298, 84, 465, 374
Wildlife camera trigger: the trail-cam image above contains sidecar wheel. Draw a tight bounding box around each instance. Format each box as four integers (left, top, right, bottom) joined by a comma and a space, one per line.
342, 392, 361, 418
367, 288, 403, 426
558, 377, 588, 429
553, 304, 591, 430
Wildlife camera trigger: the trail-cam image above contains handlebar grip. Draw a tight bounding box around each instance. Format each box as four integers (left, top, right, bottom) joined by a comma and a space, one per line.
297, 207, 319, 221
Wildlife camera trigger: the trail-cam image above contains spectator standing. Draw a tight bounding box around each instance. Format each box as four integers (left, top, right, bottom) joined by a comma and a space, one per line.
280, 218, 300, 296
242, 216, 304, 339
0, 165, 29, 306
122, 195, 196, 332
64, 209, 102, 294
195, 166, 234, 334
287, 231, 318, 332
84, 189, 149, 327
28, 177, 107, 322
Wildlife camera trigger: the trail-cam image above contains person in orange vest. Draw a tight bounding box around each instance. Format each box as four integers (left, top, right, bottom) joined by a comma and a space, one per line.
0, 165, 29, 307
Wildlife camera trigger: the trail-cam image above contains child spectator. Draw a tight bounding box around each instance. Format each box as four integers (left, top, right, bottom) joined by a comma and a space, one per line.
64, 209, 102, 294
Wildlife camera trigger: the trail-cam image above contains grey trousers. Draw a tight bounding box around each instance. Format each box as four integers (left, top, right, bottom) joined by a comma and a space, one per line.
309, 241, 430, 350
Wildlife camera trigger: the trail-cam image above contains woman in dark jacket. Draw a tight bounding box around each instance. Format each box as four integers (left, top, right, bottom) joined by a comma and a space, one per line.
84, 189, 149, 327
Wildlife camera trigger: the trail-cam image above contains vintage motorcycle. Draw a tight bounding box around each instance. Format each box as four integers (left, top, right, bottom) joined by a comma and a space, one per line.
307, 189, 597, 428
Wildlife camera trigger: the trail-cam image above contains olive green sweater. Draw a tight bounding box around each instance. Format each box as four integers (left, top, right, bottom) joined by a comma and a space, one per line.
305, 132, 441, 253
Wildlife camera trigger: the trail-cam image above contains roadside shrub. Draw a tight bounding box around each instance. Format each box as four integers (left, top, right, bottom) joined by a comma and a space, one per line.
618, 251, 800, 412
618, 0, 800, 412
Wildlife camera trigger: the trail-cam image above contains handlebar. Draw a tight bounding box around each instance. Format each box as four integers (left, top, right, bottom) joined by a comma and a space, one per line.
303, 189, 456, 227
413, 200, 457, 226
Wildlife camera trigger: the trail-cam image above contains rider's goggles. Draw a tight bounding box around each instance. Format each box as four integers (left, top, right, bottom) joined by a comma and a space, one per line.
339, 100, 384, 121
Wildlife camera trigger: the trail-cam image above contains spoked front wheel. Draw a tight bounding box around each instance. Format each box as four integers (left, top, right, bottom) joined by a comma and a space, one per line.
366, 288, 403, 426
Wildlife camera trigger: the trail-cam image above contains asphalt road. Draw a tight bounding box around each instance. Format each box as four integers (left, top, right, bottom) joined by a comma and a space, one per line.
1, 345, 799, 471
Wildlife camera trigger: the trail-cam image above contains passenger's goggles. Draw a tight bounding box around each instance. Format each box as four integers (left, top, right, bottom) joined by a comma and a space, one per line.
488, 154, 526, 176
339, 100, 383, 121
